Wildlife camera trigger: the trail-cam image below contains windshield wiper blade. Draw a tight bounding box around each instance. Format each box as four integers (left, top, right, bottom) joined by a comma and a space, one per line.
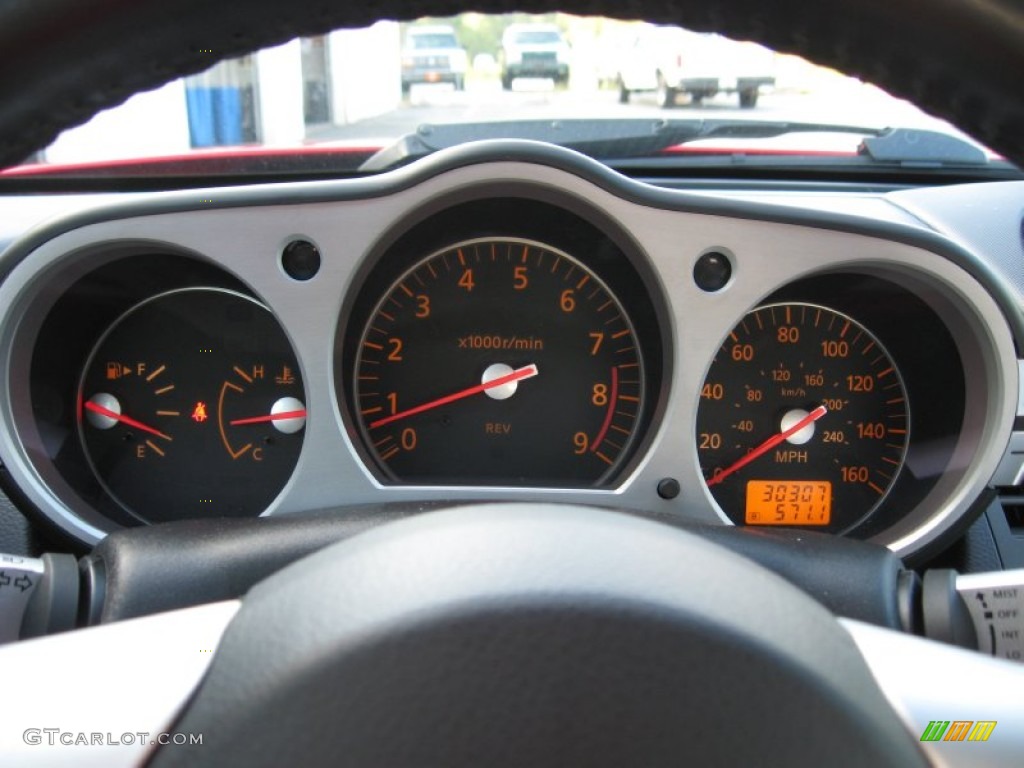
358, 118, 886, 172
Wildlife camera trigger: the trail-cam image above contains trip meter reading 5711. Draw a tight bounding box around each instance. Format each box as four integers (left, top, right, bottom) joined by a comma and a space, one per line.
696, 303, 909, 534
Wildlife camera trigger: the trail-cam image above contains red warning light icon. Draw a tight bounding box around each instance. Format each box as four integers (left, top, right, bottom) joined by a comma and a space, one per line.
191, 402, 209, 423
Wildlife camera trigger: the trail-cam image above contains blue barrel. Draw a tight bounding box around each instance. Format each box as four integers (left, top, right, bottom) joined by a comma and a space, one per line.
186, 87, 244, 147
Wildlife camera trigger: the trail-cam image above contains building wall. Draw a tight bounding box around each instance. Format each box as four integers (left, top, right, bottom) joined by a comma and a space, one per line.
41, 23, 402, 164
328, 22, 402, 126
256, 40, 305, 146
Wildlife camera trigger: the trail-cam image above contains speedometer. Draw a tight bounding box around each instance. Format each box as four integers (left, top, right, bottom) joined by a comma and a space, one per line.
696, 303, 909, 533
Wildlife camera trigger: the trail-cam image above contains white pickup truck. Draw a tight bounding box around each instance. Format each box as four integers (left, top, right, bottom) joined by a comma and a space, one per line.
616, 26, 775, 108
500, 23, 571, 89
401, 25, 469, 92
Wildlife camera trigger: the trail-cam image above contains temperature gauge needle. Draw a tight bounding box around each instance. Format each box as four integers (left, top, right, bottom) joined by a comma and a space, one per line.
84, 401, 172, 441
230, 410, 307, 426
707, 405, 827, 487
370, 364, 538, 429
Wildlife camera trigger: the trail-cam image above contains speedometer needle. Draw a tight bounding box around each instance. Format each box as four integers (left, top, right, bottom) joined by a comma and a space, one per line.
370, 364, 539, 429
84, 401, 172, 441
706, 405, 827, 487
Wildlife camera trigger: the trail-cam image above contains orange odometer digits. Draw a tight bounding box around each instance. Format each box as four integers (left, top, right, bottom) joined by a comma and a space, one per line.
745, 480, 831, 525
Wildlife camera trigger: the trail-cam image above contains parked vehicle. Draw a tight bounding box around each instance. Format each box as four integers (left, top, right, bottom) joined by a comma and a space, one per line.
401, 24, 468, 91
617, 25, 775, 108
500, 22, 570, 88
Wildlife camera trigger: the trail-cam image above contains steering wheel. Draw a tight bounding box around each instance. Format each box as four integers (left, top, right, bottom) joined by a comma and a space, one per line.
2, 1, 1023, 766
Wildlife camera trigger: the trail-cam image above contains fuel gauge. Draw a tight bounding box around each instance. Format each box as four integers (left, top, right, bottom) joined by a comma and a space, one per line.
78, 288, 305, 523
83, 363, 179, 460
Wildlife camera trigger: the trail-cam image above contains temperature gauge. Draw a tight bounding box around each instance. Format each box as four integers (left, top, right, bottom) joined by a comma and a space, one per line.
217, 365, 306, 461
78, 288, 305, 523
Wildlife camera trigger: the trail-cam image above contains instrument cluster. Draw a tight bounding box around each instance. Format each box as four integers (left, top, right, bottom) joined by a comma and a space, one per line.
0, 142, 1016, 558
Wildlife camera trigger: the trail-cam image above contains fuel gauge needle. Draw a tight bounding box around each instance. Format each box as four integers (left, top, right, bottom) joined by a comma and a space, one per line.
84, 401, 172, 441
707, 405, 827, 487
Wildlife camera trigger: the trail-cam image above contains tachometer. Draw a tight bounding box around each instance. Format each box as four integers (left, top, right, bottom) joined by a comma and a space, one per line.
349, 237, 645, 485
696, 303, 909, 533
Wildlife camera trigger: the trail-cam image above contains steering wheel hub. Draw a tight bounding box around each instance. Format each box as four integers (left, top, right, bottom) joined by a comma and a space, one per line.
153, 504, 924, 767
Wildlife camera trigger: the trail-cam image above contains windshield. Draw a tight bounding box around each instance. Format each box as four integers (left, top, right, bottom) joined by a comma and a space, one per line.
3, 12, 1013, 180
409, 33, 459, 48
513, 30, 563, 44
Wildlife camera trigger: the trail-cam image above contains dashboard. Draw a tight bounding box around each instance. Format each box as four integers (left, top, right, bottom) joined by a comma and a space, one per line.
0, 141, 1021, 560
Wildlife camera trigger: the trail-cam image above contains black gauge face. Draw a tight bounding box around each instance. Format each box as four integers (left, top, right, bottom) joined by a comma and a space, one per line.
350, 237, 645, 485
78, 288, 305, 523
696, 303, 909, 533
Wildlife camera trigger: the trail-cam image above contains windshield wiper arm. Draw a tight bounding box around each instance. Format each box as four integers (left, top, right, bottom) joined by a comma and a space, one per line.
860, 127, 988, 166
358, 118, 886, 172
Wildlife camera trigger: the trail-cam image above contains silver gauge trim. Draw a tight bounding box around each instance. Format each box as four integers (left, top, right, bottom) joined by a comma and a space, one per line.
0, 150, 1017, 554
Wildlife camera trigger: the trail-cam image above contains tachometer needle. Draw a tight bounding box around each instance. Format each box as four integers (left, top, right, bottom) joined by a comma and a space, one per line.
370, 364, 539, 429
706, 405, 827, 487
84, 401, 172, 441
229, 410, 307, 426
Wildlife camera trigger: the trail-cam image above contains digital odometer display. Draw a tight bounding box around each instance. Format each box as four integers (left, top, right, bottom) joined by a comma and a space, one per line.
745, 480, 831, 525
697, 302, 909, 534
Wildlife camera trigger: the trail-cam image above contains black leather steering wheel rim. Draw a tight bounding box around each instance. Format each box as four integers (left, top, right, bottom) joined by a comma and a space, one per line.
0, 0, 1022, 168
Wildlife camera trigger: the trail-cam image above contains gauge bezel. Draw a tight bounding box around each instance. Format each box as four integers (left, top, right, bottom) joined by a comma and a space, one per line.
691, 269, 975, 551
336, 189, 669, 490
1, 246, 275, 542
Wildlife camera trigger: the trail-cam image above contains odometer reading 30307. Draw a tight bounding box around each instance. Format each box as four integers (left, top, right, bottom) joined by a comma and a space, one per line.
351, 238, 645, 486
696, 303, 909, 533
